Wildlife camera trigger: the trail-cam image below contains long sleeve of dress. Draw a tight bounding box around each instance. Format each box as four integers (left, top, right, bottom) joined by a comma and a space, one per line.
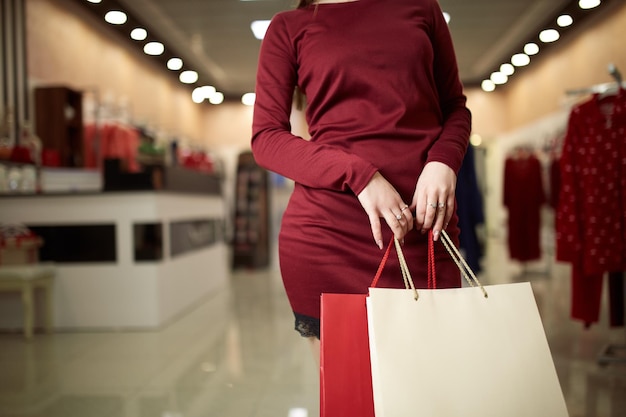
424, 0, 471, 172
251, 14, 378, 195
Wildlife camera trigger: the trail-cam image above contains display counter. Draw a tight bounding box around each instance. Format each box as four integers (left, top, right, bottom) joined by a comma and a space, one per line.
0, 191, 228, 331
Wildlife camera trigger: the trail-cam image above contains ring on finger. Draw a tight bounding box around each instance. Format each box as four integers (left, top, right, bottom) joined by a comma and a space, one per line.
427, 202, 437, 209
401, 204, 409, 212
395, 213, 403, 221
437, 202, 445, 209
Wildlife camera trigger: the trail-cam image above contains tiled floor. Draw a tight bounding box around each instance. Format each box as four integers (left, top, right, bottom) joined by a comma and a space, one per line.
0, 235, 625, 417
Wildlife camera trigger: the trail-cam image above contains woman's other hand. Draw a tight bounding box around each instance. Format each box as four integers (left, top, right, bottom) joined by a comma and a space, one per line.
357, 172, 413, 249
411, 161, 456, 241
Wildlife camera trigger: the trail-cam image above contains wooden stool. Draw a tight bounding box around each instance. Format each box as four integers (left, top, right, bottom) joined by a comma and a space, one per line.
0, 263, 55, 339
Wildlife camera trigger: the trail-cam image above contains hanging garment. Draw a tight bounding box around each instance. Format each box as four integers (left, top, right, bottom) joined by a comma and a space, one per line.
456, 145, 484, 272
556, 88, 626, 326
503, 150, 545, 262
100, 124, 141, 173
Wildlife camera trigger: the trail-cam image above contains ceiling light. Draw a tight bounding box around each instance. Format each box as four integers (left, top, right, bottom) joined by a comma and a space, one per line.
179, 70, 198, 84
500, 63, 515, 76
251, 20, 271, 40
511, 53, 530, 67
241, 93, 256, 106
557, 15, 573, 27
490, 72, 508, 85
443, 12, 451, 24
192, 86, 216, 103
167, 58, 183, 71
524, 43, 539, 55
144, 41, 164, 55
130, 28, 147, 41
481, 80, 496, 92
579, 0, 601, 10
104, 11, 127, 25
86, 0, 102, 3
209, 92, 224, 105
539, 29, 560, 43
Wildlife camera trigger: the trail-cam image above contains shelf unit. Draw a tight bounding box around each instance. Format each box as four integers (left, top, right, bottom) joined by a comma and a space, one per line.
34, 86, 83, 167
232, 151, 270, 269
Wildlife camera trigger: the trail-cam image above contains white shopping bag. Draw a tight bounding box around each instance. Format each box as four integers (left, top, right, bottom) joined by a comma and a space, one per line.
367, 234, 569, 417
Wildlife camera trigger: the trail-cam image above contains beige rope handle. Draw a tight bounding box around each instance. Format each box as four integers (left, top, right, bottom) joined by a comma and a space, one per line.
440, 230, 489, 298
394, 238, 419, 300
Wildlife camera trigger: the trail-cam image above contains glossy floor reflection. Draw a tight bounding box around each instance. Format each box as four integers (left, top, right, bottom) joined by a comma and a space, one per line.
0, 269, 318, 417
0, 236, 625, 417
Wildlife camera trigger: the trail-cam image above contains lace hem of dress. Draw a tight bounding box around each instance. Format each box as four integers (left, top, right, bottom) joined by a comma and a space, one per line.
294, 313, 320, 339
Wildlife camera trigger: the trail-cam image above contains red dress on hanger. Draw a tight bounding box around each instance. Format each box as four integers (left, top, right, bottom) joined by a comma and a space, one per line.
556, 88, 626, 325
503, 149, 545, 262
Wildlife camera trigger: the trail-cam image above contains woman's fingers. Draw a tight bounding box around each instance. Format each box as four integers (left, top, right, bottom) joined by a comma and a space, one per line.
384, 206, 413, 243
357, 172, 414, 248
411, 162, 457, 241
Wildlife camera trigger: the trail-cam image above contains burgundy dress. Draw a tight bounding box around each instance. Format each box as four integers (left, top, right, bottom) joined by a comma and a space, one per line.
556, 89, 626, 326
251, 0, 471, 337
503, 153, 545, 262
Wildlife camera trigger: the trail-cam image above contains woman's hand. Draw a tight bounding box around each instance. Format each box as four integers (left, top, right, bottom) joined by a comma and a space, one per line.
410, 162, 456, 241
358, 172, 413, 249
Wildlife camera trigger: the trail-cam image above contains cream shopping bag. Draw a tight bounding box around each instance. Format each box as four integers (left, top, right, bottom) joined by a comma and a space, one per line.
367, 233, 569, 417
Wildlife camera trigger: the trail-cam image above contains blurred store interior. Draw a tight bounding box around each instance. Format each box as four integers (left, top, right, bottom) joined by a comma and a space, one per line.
0, 0, 625, 416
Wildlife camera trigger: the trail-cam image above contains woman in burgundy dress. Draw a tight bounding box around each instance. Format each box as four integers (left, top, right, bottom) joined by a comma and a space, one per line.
251, 0, 471, 356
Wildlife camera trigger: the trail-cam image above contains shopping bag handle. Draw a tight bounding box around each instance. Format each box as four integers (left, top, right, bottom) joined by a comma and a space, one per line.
370, 235, 420, 300
370, 230, 488, 300
439, 230, 488, 298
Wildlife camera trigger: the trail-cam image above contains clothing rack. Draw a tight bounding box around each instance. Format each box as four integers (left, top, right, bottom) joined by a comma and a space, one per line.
565, 62, 626, 96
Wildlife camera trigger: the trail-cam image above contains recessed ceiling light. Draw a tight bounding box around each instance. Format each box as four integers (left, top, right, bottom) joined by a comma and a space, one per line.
250, 20, 271, 40
500, 63, 515, 76
130, 28, 147, 41
511, 53, 530, 67
192, 86, 216, 103
524, 43, 539, 55
557, 15, 573, 27
209, 92, 224, 105
144, 41, 164, 55
241, 93, 256, 106
167, 58, 183, 71
105, 11, 127, 25
579, 0, 601, 10
86, 0, 102, 3
180, 70, 199, 84
481, 80, 496, 92
539, 29, 560, 43
490, 72, 508, 85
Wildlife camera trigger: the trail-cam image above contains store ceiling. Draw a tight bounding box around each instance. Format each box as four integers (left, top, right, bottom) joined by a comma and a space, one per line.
106, 0, 608, 99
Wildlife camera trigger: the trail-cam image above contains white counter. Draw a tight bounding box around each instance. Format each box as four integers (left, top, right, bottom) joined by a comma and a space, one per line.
0, 192, 229, 331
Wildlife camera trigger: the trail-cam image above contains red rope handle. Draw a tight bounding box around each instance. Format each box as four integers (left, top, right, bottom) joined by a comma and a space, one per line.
372, 233, 436, 289
427, 230, 437, 289
370, 238, 394, 288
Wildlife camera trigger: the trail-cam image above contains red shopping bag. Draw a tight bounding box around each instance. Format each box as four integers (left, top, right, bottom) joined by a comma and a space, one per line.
320, 237, 405, 417
320, 292, 375, 417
